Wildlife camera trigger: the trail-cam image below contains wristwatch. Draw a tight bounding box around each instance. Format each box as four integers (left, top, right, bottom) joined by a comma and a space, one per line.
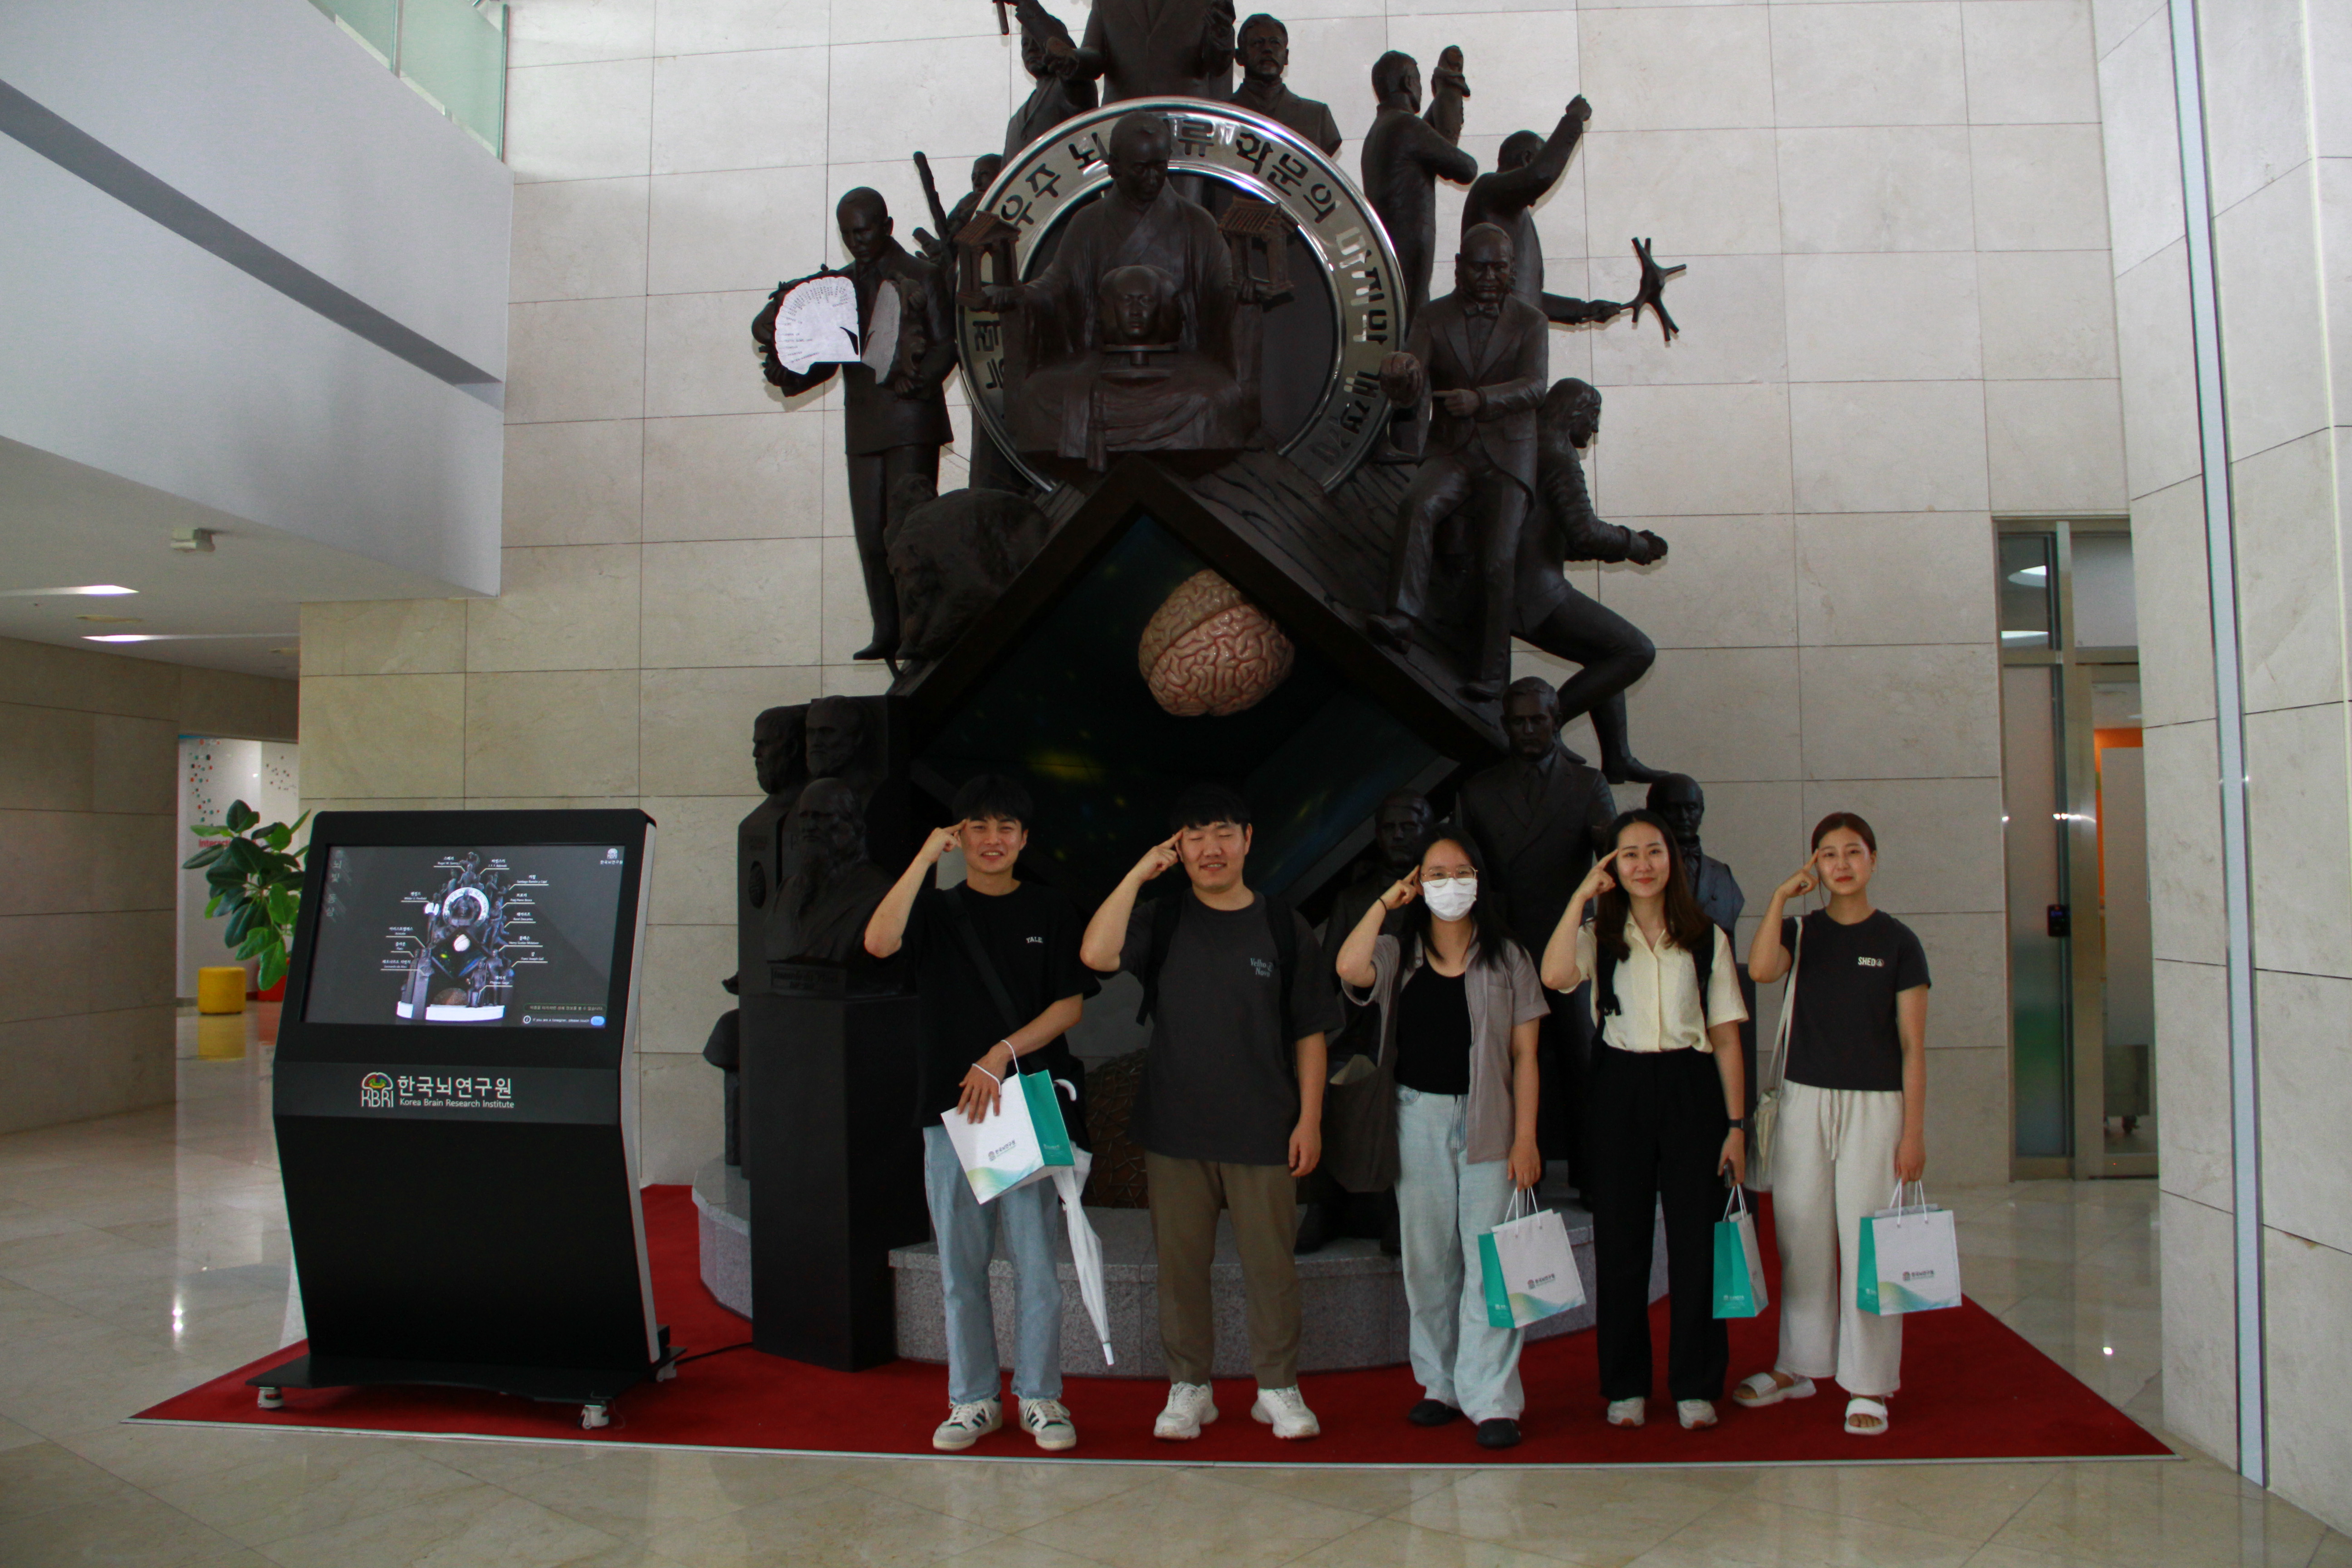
1726, 1116, 1754, 1133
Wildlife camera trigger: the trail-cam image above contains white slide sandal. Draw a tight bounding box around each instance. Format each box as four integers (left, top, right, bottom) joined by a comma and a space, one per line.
1844, 1396, 1890, 1436
1733, 1371, 1816, 1408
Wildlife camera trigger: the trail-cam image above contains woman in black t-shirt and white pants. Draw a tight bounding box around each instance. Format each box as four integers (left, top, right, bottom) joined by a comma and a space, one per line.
1735, 812, 1931, 1437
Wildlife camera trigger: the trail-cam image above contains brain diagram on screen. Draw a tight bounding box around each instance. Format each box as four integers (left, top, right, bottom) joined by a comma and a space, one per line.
395, 853, 537, 1022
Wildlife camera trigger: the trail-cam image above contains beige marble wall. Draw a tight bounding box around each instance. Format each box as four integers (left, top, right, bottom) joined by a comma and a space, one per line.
0, 637, 297, 1134
2094, 0, 2352, 1527
299, 0, 2134, 1191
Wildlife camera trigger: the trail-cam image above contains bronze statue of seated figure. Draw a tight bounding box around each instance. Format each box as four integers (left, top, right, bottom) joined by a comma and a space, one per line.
1007, 263, 1255, 474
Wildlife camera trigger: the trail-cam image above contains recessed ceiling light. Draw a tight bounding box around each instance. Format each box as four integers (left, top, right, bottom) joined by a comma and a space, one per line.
0, 584, 139, 597
82, 632, 297, 643
76, 613, 145, 624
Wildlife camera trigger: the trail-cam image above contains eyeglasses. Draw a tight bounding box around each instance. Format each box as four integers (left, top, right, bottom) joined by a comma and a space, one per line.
1421, 871, 1478, 886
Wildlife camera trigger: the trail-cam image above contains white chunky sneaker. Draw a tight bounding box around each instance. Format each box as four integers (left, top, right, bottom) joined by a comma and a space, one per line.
1153, 1381, 1219, 1440
1020, 1397, 1078, 1451
1250, 1385, 1321, 1440
1605, 1397, 1646, 1428
1677, 1399, 1719, 1430
931, 1397, 1002, 1451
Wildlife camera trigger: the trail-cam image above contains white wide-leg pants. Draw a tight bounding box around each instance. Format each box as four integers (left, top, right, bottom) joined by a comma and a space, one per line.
1771, 1081, 1906, 1398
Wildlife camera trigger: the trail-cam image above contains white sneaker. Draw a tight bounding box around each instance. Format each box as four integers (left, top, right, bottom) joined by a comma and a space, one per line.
932, 1397, 1002, 1451
1677, 1399, 1718, 1430
1250, 1385, 1321, 1440
1020, 1397, 1078, 1451
1153, 1381, 1219, 1440
1606, 1397, 1646, 1428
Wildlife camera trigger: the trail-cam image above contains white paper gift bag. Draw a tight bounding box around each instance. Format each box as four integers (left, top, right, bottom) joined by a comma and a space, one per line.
1858, 1182, 1962, 1315
1479, 1190, 1586, 1329
941, 1073, 1047, 1203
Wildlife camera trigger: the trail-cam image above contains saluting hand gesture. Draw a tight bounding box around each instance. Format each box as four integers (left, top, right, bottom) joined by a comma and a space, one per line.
1573, 847, 1623, 904
921, 823, 967, 865
1774, 853, 1823, 902
1380, 868, 1421, 912
1134, 833, 1183, 882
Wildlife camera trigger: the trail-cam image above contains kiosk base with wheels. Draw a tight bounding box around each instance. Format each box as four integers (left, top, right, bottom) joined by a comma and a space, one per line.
247, 1333, 679, 1430
264, 811, 673, 1429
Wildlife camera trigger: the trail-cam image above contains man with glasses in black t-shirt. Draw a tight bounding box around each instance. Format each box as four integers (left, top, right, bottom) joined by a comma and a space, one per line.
865, 775, 1100, 1453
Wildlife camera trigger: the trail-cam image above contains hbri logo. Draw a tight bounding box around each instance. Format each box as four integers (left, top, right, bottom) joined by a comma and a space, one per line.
360, 1072, 394, 1109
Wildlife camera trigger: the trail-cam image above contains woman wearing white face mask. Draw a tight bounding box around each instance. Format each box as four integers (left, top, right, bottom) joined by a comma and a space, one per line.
1336, 830, 1547, 1448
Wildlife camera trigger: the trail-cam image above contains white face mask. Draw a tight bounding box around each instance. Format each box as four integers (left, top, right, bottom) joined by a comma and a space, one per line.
1422, 875, 1478, 922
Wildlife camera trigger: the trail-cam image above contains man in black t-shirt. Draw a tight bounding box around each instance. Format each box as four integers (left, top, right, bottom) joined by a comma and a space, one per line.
865, 775, 1099, 1455
1080, 784, 1342, 1442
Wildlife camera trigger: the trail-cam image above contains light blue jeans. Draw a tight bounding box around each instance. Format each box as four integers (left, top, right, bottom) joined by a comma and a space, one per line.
921, 1125, 1064, 1405
1394, 1086, 1524, 1421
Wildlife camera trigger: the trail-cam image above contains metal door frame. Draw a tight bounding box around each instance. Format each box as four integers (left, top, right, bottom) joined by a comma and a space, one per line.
1996, 516, 2146, 1179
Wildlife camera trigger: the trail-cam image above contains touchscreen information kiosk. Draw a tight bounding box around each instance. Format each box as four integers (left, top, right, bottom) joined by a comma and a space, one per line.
253, 810, 672, 1429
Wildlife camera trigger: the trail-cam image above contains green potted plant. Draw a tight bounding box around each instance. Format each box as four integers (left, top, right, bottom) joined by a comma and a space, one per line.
184, 800, 310, 996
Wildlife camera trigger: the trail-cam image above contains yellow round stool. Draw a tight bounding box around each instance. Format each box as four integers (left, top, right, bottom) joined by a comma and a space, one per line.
196, 966, 248, 1015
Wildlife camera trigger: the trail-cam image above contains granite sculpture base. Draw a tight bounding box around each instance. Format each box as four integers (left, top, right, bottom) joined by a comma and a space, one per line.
695, 1159, 1666, 1379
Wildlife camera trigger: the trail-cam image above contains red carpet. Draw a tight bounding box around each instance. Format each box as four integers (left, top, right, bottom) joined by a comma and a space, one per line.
135, 1185, 2170, 1465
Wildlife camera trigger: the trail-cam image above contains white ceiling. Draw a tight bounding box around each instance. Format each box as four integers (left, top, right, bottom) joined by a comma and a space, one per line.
0, 435, 478, 679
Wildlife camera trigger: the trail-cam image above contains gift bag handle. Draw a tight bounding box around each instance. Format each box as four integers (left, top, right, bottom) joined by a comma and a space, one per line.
1722, 1184, 1752, 1223
1883, 1179, 1934, 1215
1503, 1186, 1536, 1225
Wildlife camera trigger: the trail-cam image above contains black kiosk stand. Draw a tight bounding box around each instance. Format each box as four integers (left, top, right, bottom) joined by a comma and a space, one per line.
251, 810, 676, 1430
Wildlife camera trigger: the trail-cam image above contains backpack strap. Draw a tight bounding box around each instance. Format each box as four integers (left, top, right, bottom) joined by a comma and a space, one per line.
1594, 921, 1621, 1019
1133, 892, 1184, 1025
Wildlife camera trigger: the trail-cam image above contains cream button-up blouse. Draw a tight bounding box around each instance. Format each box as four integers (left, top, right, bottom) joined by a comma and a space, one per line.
1574, 918, 1748, 1053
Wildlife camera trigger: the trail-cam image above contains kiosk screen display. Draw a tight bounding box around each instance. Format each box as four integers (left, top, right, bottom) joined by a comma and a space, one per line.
304, 844, 631, 1027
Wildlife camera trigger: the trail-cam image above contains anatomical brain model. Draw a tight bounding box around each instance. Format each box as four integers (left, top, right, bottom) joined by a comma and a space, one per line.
1138, 569, 1296, 717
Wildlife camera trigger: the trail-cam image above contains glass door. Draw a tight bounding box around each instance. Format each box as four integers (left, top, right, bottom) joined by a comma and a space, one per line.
1995, 520, 2154, 1178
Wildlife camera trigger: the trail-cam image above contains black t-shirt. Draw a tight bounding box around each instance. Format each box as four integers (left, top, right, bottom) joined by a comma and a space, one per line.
1779, 910, 1931, 1092
1394, 964, 1472, 1095
1122, 892, 1346, 1165
902, 882, 1100, 1127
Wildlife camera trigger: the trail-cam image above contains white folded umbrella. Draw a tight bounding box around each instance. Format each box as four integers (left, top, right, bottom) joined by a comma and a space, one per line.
1052, 1147, 1115, 1367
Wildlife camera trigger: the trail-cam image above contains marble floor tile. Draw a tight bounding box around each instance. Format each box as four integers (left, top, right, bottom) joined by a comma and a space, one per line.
1633, 1496, 1981, 1568
850, 1455, 1160, 1532
643, 1475, 1000, 1566
1014, 1470, 1367, 1568
1745, 1463, 2057, 1543
1398, 1466, 1739, 1563
0, 1485, 251, 1567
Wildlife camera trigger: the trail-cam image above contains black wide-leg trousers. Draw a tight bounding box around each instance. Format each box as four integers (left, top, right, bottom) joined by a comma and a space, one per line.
1585, 1043, 1730, 1403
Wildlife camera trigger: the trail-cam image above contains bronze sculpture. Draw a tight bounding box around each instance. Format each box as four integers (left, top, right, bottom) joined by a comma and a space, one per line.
1522, 378, 1668, 784
739, 705, 804, 926
1647, 772, 1757, 1113
1461, 97, 1624, 328
1297, 787, 1436, 1256
766, 778, 895, 967
1008, 264, 1254, 471
983, 113, 1256, 473
1228, 14, 1341, 155
1366, 223, 1547, 702
755, 190, 954, 662
1455, 676, 1617, 1187
1006, 0, 1097, 156
1070, 0, 1235, 103
882, 475, 1052, 663
1360, 49, 1475, 324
